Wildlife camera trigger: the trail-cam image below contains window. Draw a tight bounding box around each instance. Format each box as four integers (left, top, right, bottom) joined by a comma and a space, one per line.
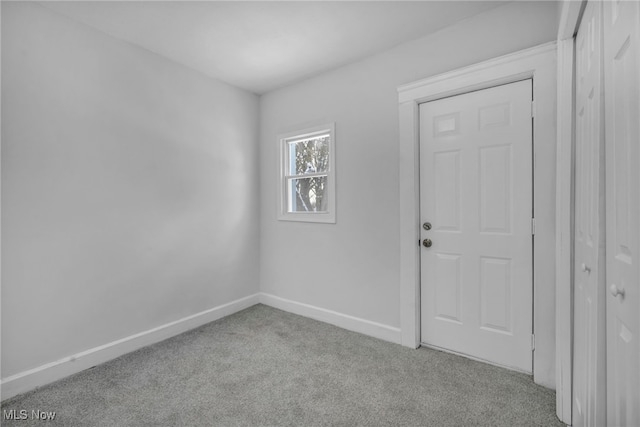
278, 123, 335, 223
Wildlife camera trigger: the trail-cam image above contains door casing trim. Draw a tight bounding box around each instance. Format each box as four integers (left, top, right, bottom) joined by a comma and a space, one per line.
555, 1, 586, 424
397, 41, 557, 389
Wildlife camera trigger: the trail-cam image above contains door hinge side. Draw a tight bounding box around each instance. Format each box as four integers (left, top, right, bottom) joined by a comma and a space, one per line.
531, 334, 536, 351
531, 218, 536, 235
531, 100, 536, 118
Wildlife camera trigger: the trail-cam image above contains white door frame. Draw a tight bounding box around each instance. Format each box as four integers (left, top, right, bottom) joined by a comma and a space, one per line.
555, 1, 586, 425
397, 42, 557, 389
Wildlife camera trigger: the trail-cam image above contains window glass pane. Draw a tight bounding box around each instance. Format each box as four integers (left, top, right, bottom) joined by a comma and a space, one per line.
288, 176, 328, 212
288, 135, 329, 175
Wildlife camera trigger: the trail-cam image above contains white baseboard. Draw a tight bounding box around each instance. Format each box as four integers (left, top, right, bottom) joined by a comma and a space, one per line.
1, 293, 260, 401
2, 293, 402, 401
259, 293, 402, 345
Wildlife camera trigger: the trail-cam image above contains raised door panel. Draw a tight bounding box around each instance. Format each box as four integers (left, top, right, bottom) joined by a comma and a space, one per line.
434, 151, 461, 232
479, 145, 512, 234
479, 256, 512, 334
434, 253, 462, 323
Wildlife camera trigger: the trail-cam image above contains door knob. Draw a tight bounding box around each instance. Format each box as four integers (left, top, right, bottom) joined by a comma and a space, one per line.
610, 284, 625, 298
422, 238, 432, 248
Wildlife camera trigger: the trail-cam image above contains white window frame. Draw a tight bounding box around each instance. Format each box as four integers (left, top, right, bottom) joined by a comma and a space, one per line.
277, 123, 336, 223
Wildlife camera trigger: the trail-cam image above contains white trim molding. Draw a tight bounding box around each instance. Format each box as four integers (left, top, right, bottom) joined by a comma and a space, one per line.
259, 293, 402, 345
1, 293, 261, 401
397, 42, 558, 389
555, 37, 575, 425
555, 1, 585, 424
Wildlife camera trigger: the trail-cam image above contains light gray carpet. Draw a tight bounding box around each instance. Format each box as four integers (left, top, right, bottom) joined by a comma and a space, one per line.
1, 304, 564, 426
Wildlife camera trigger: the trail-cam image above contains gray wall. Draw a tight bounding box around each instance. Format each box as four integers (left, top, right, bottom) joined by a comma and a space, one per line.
259, 1, 558, 385
1, 2, 260, 377
1, 0, 562, 390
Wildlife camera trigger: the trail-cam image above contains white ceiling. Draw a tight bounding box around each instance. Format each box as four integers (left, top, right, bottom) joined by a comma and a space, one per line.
39, 1, 505, 94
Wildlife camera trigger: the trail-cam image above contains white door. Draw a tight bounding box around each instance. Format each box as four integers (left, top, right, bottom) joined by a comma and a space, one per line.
419, 80, 533, 373
604, 0, 640, 425
573, 2, 607, 425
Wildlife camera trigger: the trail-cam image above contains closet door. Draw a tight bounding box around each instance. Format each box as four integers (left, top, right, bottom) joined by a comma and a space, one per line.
604, 1, 640, 425
573, 1, 606, 426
